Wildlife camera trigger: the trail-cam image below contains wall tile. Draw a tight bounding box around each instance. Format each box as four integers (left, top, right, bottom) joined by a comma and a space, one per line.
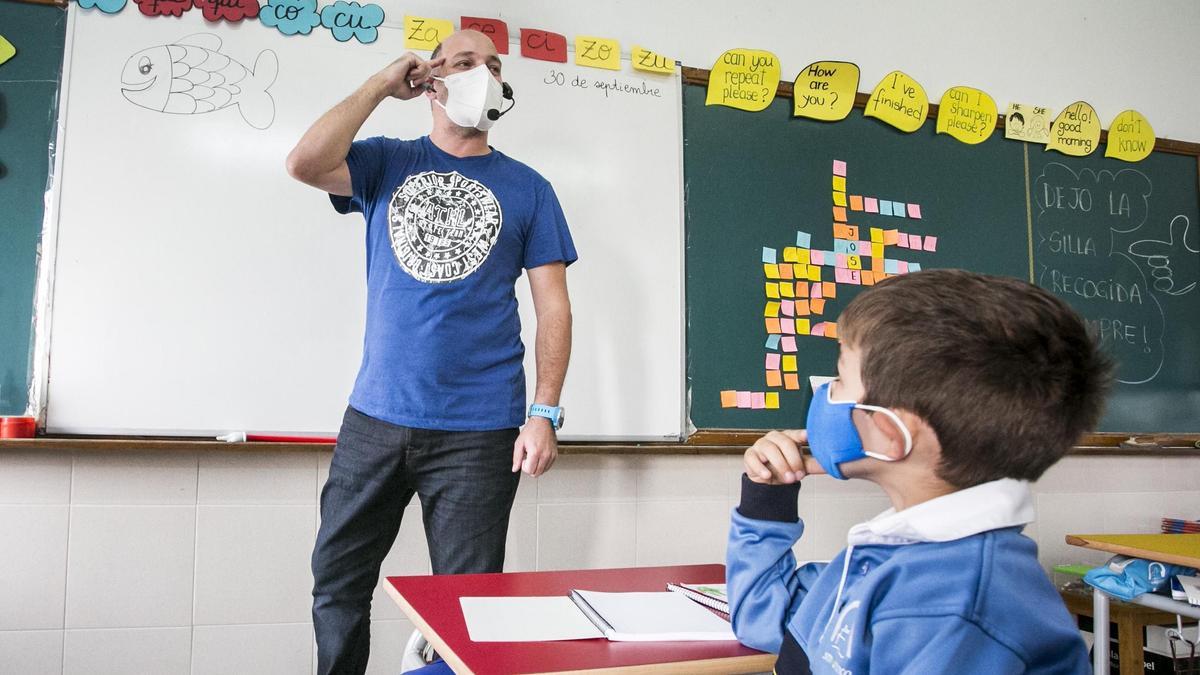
192, 623, 312, 675
0, 451, 72, 504
194, 505, 315, 625
198, 449, 316, 505
63, 627, 190, 675
0, 505, 68, 629
72, 451, 197, 505
0, 629, 63, 675
65, 506, 195, 628
636, 500, 728, 566
536, 502, 636, 570
366, 618, 416, 675
537, 455, 637, 503
636, 455, 733, 501
504, 502, 538, 573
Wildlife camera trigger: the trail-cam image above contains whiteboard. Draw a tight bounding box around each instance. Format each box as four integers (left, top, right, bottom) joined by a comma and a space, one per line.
46, 8, 684, 439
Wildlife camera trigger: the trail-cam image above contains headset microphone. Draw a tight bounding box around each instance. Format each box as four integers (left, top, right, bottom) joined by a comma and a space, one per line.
486, 82, 516, 121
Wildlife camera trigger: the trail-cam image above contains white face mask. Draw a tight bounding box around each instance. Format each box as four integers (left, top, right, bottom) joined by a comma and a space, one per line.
432, 64, 506, 131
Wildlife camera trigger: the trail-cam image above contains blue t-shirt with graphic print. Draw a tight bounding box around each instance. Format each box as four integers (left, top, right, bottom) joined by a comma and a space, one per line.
330, 135, 577, 431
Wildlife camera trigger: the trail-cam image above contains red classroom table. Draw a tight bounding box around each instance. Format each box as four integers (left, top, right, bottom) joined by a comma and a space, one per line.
384, 564, 775, 675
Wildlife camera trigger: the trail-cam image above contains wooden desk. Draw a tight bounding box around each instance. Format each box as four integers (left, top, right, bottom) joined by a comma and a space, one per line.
384, 564, 774, 675
1067, 533, 1200, 675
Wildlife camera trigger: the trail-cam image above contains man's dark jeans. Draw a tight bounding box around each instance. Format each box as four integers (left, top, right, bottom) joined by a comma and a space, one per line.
312, 406, 520, 675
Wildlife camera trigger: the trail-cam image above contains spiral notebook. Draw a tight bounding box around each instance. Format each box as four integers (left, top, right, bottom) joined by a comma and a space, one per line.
666, 582, 730, 616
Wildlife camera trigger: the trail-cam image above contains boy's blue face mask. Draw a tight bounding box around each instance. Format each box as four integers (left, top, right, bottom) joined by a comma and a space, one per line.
805, 381, 913, 480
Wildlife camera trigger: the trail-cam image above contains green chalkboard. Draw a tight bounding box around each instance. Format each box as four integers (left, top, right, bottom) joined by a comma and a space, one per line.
0, 2, 66, 415
684, 82, 1200, 433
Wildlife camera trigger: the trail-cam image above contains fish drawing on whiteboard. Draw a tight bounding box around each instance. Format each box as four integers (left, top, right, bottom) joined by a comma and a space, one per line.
120, 33, 278, 130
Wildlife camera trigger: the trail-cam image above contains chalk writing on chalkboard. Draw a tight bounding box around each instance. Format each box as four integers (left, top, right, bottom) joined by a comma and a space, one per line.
1032, 162, 1198, 385
120, 34, 278, 130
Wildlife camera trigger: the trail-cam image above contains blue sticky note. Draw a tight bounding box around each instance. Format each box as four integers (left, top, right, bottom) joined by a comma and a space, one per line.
909, 262, 922, 272
823, 250, 837, 266
796, 231, 812, 248
762, 247, 777, 264
833, 240, 852, 254
877, 201, 889, 216
765, 334, 781, 349
893, 202, 907, 218
884, 259, 900, 274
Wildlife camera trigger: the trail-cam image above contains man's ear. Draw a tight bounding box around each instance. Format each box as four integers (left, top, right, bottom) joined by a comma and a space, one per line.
869, 409, 916, 460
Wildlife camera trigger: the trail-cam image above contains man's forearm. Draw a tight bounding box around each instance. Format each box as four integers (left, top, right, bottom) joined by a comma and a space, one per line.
531, 307, 571, 407
286, 76, 388, 180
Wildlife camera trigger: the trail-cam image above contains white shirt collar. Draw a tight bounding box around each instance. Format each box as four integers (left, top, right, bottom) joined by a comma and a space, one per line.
846, 478, 1035, 546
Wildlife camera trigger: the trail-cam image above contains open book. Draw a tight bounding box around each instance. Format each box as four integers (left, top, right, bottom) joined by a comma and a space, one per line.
460, 590, 737, 642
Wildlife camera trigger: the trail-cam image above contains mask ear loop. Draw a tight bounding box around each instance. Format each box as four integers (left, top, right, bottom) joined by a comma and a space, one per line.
853, 404, 913, 462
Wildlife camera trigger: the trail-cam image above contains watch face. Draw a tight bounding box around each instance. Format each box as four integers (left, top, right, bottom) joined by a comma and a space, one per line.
557, 408, 565, 429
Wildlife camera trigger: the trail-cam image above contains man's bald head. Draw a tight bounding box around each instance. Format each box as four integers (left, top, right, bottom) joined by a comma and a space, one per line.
431, 29, 499, 61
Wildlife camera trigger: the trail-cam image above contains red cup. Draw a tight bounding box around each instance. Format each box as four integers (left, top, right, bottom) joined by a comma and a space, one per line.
0, 417, 37, 438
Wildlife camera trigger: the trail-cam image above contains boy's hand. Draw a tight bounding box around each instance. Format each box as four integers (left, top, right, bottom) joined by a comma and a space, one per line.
744, 430, 825, 484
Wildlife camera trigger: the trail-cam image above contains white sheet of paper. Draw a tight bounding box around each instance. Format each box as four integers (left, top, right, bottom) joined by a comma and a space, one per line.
573, 591, 737, 641
459, 596, 603, 642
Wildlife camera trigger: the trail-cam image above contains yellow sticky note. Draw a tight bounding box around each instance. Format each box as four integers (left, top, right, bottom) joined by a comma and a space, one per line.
764, 264, 780, 279
846, 255, 862, 270
832, 176, 846, 192
575, 36, 620, 70
870, 227, 884, 243
1046, 101, 1101, 157
793, 60, 859, 121
1005, 103, 1053, 144
780, 282, 795, 298
807, 266, 822, 281
936, 86, 998, 145
706, 49, 781, 112
765, 301, 780, 317
764, 392, 780, 409
782, 355, 798, 372
0, 35, 14, 67
796, 319, 811, 335
1105, 110, 1155, 162
795, 249, 810, 265
871, 243, 884, 259
631, 45, 674, 75
782, 247, 798, 263
864, 70, 928, 133
404, 16, 454, 50
765, 282, 780, 299
833, 192, 847, 207
720, 390, 738, 408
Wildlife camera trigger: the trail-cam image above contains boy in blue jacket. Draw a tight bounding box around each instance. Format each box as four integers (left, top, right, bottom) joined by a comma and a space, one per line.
727, 269, 1110, 674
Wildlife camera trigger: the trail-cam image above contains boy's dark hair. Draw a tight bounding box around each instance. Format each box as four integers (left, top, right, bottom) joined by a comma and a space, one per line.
1009, 112, 1025, 126
839, 269, 1112, 488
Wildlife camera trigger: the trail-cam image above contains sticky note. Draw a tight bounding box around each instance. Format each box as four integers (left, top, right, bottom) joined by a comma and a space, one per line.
832, 176, 846, 192
1106, 109, 1155, 162
864, 197, 879, 213
811, 298, 826, 314
823, 281, 836, 298
762, 247, 777, 263
833, 192, 847, 207
832, 160, 847, 176
870, 227, 884, 243
781, 336, 797, 352
765, 335, 781, 349
826, 323, 839, 339
897, 233, 909, 248
835, 253, 847, 269
871, 256, 885, 272
794, 299, 810, 316
707, 49, 781, 112
861, 270, 875, 285
894, 202, 907, 218
908, 235, 922, 250
631, 45, 675, 75
849, 195, 864, 211
864, 70, 929, 133
885, 259, 900, 274
834, 240, 852, 255
810, 250, 825, 266
897, 260, 910, 274
766, 370, 783, 388
782, 355, 798, 372
406, 16, 454, 50
752, 392, 766, 409
779, 282, 794, 297
909, 262, 922, 272
936, 86, 998, 144
811, 323, 826, 337
736, 391, 752, 408
793, 61, 860, 121
883, 229, 899, 245
781, 299, 795, 316
796, 319, 811, 335
765, 353, 781, 370
765, 318, 781, 333
764, 264, 780, 279
810, 282, 822, 299
784, 374, 800, 390
835, 267, 852, 284
461, 17, 510, 54
795, 249, 810, 265
833, 206, 847, 222
1046, 101, 1101, 157
796, 231, 812, 248
793, 264, 807, 277
720, 390, 738, 408
765, 392, 780, 409
871, 243, 884, 259
807, 266, 822, 281
876, 201, 889, 216
782, 247, 798, 263
781, 319, 795, 334
833, 224, 855, 240
846, 255, 862, 270
907, 204, 922, 219
764, 301, 780, 318
765, 282, 780, 299
923, 236, 938, 252
778, 264, 794, 280
520, 28, 568, 62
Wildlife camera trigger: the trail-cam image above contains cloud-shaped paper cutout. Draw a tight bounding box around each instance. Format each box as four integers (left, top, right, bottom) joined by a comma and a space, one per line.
193, 0, 259, 22
133, 0, 191, 17
259, 0, 322, 36
77, 0, 127, 13
320, 1, 384, 44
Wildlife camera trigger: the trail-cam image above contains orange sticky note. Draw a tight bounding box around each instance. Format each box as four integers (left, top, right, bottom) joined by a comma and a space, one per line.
764, 264, 780, 279
883, 229, 899, 245
765, 318, 782, 333
778, 264, 794, 280
795, 282, 809, 298
766, 371, 783, 388
849, 195, 864, 211
765, 392, 780, 409
720, 390, 738, 408
861, 270, 875, 285
833, 224, 859, 240
833, 206, 847, 222
811, 298, 826, 314
784, 373, 801, 390
794, 299, 810, 315
826, 322, 839, 339
823, 281, 837, 298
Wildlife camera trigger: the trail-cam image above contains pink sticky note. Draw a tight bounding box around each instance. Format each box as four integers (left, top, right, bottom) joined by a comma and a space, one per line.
898, 233, 909, 248
833, 160, 847, 176
811, 282, 823, 299
781, 336, 797, 352
897, 260, 910, 274
835, 267, 851, 283
923, 236, 938, 252
909, 235, 922, 250
864, 197, 879, 213
751, 392, 767, 409
781, 319, 796, 334
810, 250, 825, 266
781, 299, 795, 316
765, 353, 781, 370
835, 253, 847, 269
736, 391, 752, 408
907, 203, 922, 219
811, 322, 826, 337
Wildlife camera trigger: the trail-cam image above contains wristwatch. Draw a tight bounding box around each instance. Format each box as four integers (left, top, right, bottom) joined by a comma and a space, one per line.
527, 404, 565, 430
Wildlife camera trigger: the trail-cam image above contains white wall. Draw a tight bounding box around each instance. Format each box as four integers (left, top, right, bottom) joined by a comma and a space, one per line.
1, 448, 1198, 674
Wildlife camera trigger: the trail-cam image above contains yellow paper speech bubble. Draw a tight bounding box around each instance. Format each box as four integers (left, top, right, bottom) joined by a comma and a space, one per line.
792, 61, 859, 121
1105, 110, 1155, 162
0, 35, 15, 67
404, 16, 454, 51
1046, 101, 1101, 156
631, 46, 674, 75
706, 49, 780, 112
864, 71, 928, 133
575, 36, 620, 71
935, 86, 998, 144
